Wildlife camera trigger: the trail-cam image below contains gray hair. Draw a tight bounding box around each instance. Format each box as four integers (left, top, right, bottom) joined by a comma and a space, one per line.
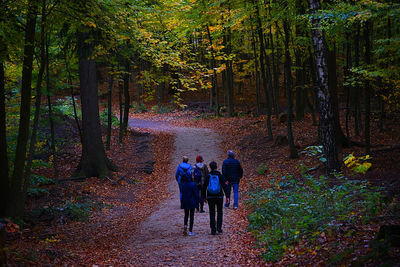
228, 150, 235, 157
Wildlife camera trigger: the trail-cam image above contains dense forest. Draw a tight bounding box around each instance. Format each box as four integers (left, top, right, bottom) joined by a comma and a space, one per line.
1, 0, 400, 265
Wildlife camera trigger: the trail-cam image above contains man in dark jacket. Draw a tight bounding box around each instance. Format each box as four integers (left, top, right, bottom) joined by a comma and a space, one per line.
203, 161, 227, 235
222, 150, 243, 209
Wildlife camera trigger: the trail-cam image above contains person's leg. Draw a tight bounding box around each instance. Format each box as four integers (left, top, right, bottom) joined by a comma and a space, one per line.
189, 208, 195, 232
184, 209, 189, 226
225, 182, 231, 207
216, 198, 223, 232
208, 198, 216, 234
183, 209, 189, 235
198, 185, 204, 212
233, 183, 239, 208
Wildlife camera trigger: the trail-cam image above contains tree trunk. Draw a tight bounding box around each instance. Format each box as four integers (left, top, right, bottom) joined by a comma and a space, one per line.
269, 24, 280, 119
206, 24, 219, 116
283, 20, 298, 158
354, 23, 362, 136
122, 61, 130, 133
22, 0, 46, 205
75, 28, 114, 177
0, 62, 8, 218
328, 43, 348, 148
308, 0, 340, 173
7, 0, 38, 217
118, 80, 123, 144
254, 0, 273, 139
251, 27, 261, 116
46, 33, 59, 190
364, 20, 372, 155
106, 74, 113, 150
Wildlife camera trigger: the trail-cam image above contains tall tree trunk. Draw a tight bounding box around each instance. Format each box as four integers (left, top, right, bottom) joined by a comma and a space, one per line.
46, 33, 59, 190
75, 28, 114, 177
254, 0, 273, 139
224, 28, 234, 117
106, 74, 113, 150
328, 43, 348, 148
364, 21, 372, 155
7, 0, 38, 217
283, 20, 298, 158
122, 61, 130, 133
345, 32, 352, 138
0, 62, 8, 218
269, 24, 280, 119
251, 27, 261, 116
22, 0, 46, 205
308, 0, 340, 173
206, 24, 219, 116
354, 23, 362, 136
118, 80, 123, 144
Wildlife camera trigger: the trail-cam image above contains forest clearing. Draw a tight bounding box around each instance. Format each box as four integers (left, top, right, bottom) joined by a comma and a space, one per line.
1, 0, 400, 266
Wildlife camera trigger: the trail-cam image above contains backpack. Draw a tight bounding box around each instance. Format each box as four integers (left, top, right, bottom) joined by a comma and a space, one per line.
180, 167, 192, 183
207, 174, 221, 194
193, 167, 202, 186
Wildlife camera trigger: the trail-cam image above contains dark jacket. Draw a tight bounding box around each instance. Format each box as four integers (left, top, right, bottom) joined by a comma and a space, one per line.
181, 181, 200, 209
222, 156, 243, 184
175, 162, 192, 184
203, 170, 227, 199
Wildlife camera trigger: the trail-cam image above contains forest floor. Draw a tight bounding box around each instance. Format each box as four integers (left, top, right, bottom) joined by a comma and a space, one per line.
5, 106, 400, 266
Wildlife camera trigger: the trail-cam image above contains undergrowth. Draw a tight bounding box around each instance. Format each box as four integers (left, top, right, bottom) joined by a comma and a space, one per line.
247, 173, 384, 262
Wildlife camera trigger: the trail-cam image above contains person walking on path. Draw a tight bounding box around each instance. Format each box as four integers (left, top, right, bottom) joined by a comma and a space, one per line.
203, 161, 227, 235
181, 174, 200, 236
222, 150, 243, 209
193, 155, 209, 213
175, 156, 192, 202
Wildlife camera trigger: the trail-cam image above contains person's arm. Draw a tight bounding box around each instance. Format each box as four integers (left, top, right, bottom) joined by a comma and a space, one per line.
175, 166, 180, 181
238, 161, 243, 178
203, 174, 209, 201
222, 161, 226, 177
220, 173, 228, 197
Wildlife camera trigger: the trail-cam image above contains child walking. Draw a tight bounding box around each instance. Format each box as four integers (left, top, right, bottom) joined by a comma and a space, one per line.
181, 174, 200, 236
203, 161, 227, 235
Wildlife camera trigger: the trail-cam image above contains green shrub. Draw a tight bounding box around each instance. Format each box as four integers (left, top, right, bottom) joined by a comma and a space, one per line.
247, 174, 382, 262
27, 174, 54, 197
57, 200, 103, 222
99, 110, 120, 126
53, 97, 81, 120
257, 163, 269, 175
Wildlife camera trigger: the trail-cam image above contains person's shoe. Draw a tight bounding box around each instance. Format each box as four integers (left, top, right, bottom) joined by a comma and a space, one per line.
188, 232, 195, 236
211, 230, 216, 235
224, 203, 229, 208
217, 229, 223, 234
200, 209, 205, 213
183, 225, 188, 236
233, 206, 238, 210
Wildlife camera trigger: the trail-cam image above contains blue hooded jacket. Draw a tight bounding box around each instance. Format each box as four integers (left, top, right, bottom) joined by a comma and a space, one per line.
175, 162, 192, 184
181, 180, 199, 209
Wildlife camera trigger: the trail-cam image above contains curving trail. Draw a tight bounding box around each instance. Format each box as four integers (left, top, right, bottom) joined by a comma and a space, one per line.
126, 119, 238, 266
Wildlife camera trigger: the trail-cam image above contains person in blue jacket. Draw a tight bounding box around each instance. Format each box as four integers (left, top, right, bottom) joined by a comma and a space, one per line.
175, 156, 192, 201
222, 150, 243, 209
181, 174, 199, 236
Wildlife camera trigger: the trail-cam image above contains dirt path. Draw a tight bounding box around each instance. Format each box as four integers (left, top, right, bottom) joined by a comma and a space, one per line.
126, 119, 238, 266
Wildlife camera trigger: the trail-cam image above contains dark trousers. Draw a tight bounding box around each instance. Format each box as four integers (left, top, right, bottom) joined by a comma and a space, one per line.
184, 208, 195, 232
207, 197, 223, 232
197, 185, 204, 211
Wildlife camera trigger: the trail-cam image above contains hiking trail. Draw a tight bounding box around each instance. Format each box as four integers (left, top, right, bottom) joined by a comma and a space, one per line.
125, 118, 238, 266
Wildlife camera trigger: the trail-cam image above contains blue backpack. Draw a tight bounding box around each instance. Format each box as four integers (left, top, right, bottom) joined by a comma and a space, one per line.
207, 174, 221, 194
193, 167, 202, 186
180, 167, 192, 183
